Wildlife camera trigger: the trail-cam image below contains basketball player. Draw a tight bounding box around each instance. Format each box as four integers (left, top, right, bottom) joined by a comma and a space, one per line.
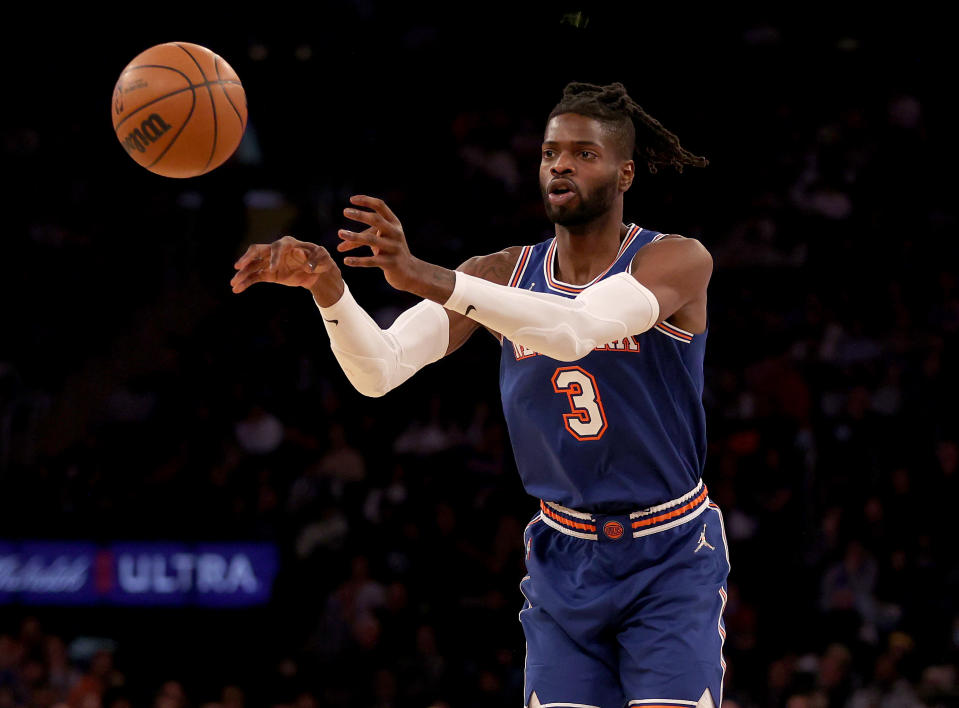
232, 82, 729, 708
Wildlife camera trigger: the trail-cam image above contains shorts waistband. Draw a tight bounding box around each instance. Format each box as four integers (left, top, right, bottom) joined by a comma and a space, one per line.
539, 481, 710, 541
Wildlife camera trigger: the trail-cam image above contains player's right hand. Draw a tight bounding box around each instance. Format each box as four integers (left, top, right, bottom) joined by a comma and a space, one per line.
231, 236, 341, 295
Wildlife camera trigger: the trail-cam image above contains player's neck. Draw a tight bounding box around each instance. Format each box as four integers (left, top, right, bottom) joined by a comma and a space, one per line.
553, 212, 627, 285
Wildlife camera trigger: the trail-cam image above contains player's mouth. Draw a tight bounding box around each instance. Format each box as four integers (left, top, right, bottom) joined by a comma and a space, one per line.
547, 179, 577, 206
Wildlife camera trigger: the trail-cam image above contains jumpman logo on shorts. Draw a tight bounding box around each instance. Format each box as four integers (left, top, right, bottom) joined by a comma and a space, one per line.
694, 523, 715, 553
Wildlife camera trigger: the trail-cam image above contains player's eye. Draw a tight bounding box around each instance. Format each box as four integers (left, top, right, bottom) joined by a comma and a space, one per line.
580, 151, 597, 159
542, 149, 555, 159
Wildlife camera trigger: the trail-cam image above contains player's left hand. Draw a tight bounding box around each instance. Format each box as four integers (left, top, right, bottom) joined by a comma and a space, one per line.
337, 195, 425, 293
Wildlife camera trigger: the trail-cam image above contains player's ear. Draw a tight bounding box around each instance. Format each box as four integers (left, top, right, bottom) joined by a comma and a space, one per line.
620, 159, 635, 192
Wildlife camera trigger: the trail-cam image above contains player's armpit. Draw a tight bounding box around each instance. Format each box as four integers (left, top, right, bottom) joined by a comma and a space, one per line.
629, 236, 713, 327
445, 246, 525, 354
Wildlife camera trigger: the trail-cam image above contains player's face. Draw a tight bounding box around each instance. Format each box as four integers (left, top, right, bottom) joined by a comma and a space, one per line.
540, 113, 629, 227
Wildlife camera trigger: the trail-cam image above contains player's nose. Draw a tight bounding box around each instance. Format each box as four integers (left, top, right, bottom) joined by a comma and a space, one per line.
550, 152, 575, 175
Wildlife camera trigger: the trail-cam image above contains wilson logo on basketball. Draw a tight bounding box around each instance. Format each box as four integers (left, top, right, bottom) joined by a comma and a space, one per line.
122, 113, 172, 154
603, 521, 624, 540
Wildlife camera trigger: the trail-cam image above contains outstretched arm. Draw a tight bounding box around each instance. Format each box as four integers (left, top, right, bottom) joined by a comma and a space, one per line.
230, 234, 521, 397
339, 196, 711, 360
310, 246, 521, 396
231, 236, 450, 398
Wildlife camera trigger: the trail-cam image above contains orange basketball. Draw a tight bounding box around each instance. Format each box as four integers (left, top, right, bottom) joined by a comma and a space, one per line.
111, 42, 247, 178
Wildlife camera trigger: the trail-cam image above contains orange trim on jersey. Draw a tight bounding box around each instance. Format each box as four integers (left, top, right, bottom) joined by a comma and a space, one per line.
508, 245, 533, 287
539, 500, 597, 532
630, 486, 709, 529
654, 320, 695, 343
718, 586, 729, 673
544, 224, 641, 294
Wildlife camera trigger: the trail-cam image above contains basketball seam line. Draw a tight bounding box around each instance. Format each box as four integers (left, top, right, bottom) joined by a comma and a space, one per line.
215, 56, 246, 132
114, 64, 193, 132
175, 43, 219, 172
113, 80, 239, 132
146, 89, 196, 170
140, 53, 201, 172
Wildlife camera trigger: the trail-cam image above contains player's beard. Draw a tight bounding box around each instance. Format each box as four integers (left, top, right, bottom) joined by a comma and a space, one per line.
542, 175, 619, 227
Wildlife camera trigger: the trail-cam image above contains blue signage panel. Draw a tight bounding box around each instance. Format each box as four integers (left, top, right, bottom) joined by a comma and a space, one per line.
0, 541, 100, 605
0, 541, 278, 607
192, 543, 278, 608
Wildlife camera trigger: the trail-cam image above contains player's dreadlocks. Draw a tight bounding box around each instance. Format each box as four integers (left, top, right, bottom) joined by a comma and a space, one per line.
549, 81, 708, 174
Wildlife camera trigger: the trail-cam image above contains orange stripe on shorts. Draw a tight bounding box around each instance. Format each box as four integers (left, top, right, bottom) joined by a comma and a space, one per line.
540, 501, 597, 532
631, 487, 709, 529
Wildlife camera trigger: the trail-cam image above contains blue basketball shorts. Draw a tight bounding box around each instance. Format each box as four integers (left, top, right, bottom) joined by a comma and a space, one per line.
519, 483, 729, 708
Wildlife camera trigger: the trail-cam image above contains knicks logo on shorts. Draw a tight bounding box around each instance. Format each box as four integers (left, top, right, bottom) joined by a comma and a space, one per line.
603, 521, 624, 540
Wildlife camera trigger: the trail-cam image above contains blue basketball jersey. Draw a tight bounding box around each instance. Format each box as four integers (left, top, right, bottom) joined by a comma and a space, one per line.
499, 224, 708, 511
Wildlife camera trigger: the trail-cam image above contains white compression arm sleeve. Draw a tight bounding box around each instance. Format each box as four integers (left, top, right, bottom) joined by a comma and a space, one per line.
444, 271, 660, 361
315, 284, 450, 397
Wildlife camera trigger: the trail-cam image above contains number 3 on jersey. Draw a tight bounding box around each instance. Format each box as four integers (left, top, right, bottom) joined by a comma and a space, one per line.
551, 366, 608, 441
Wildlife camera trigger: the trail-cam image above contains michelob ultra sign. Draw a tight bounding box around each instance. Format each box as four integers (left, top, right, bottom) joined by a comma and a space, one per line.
0, 541, 278, 607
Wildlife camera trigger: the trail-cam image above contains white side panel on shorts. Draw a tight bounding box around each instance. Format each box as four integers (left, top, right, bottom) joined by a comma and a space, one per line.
696, 688, 716, 707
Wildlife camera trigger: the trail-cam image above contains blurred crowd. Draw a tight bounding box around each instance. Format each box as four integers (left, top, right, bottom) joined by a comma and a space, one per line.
2, 12, 959, 708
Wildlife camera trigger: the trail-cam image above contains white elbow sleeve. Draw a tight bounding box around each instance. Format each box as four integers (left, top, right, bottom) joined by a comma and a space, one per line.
444, 271, 659, 361
316, 285, 450, 397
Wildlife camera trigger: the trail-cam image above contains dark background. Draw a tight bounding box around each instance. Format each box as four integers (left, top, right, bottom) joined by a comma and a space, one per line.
1, 5, 958, 708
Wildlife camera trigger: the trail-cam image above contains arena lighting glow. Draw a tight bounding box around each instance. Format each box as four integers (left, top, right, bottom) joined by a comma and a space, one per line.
0, 541, 278, 607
